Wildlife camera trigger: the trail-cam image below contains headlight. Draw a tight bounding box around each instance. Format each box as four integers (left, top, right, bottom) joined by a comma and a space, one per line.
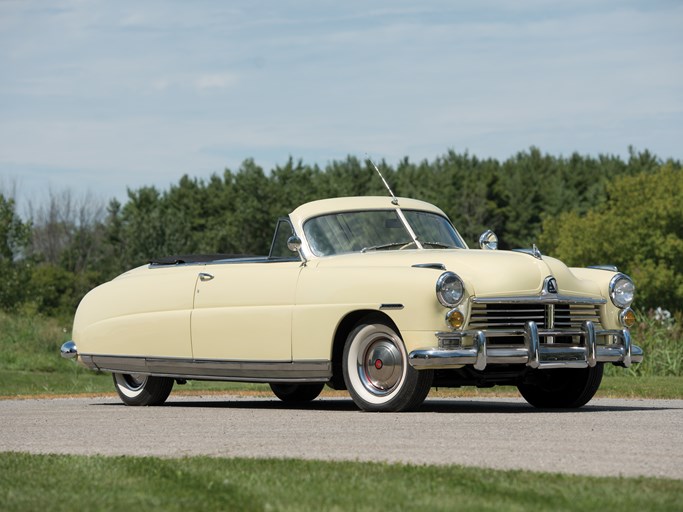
436, 272, 465, 307
609, 273, 635, 308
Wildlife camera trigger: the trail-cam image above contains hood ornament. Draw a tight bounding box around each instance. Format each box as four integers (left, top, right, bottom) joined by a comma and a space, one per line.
512, 244, 543, 259
532, 244, 542, 259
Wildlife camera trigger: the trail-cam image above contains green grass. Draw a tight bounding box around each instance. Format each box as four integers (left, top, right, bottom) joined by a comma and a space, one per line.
597, 375, 683, 399
1, 453, 682, 512
0, 308, 72, 374
621, 309, 683, 377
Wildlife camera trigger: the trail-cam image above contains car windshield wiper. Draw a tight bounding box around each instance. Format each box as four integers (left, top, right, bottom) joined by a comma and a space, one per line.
361, 241, 416, 253
420, 241, 459, 249
361, 241, 458, 252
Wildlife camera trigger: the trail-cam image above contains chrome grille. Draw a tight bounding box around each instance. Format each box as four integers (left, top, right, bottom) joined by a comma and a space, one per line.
554, 304, 602, 328
468, 303, 602, 345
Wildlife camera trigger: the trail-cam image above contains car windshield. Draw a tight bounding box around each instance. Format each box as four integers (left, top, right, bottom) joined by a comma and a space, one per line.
303, 209, 466, 256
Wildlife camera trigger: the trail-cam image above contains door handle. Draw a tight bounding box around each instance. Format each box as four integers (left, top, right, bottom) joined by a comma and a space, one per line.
199, 272, 214, 282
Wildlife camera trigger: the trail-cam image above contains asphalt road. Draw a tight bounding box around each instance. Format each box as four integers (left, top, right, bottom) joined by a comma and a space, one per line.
1, 394, 682, 479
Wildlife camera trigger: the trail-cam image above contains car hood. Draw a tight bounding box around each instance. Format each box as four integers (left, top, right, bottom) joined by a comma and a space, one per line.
312, 249, 603, 299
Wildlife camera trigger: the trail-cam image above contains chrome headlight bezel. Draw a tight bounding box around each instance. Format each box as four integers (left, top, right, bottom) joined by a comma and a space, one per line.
436, 272, 465, 307
609, 273, 635, 309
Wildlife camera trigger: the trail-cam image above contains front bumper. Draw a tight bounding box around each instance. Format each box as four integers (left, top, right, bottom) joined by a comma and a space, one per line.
408, 320, 643, 371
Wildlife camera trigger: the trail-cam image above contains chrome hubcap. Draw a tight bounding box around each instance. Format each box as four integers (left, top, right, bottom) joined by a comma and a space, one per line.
119, 373, 146, 391
357, 334, 403, 396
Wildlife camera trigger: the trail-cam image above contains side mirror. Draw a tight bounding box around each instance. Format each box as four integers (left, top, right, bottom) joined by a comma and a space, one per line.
479, 230, 498, 251
287, 235, 307, 265
287, 235, 302, 253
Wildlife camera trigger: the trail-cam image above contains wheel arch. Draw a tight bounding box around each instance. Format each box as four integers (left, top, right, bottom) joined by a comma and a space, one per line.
328, 309, 399, 390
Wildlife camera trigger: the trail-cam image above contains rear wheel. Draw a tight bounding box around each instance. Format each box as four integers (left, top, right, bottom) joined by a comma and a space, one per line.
517, 363, 603, 408
269, 382, 325, 403
112, 373, 174, 406
343, 319, 433, 412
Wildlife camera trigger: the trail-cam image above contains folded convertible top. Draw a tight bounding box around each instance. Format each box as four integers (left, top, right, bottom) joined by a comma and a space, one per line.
149, 254, 254, 265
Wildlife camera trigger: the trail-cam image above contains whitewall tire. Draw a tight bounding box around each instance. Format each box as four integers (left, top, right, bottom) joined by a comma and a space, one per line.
112, 373, 174, 406
342, 319, 433, 412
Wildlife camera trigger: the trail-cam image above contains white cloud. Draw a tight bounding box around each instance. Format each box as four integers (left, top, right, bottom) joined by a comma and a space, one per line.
0, 0, 681, 206
195, 73, 239, 90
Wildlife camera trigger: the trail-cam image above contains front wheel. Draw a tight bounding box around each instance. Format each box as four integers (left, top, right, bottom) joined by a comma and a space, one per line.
112, 373, 174, 406
342, 319, 433, 412
269, 382, 325, 403
517, 363, 604, 408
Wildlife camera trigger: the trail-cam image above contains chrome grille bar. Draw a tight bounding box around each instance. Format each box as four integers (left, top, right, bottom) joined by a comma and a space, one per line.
469, 303, 603, 332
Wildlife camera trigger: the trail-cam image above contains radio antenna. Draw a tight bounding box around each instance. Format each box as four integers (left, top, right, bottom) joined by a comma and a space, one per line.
366, 154, 398, 205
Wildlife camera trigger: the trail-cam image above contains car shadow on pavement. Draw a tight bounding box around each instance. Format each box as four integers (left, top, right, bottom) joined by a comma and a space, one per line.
96, 396, 672, 414
417, 399, 669, 414
160, 398, 360, 411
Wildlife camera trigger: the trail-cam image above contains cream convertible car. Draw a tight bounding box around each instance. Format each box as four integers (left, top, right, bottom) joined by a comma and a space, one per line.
61, 196, 642, 412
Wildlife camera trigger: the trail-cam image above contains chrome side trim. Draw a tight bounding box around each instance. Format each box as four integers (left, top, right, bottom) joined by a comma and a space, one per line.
81, 355, 332, 383
412, 263, 446, 270
472, 295, 606, 305
380, 303, 404, 310
588, 265, 619, 272
408, 321, 642, 371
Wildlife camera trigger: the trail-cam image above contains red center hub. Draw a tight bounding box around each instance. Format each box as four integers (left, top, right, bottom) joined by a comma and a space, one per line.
374, 359, 383, 370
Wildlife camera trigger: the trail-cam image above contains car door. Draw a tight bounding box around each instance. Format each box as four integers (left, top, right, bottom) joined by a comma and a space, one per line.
190, 260, 303, 361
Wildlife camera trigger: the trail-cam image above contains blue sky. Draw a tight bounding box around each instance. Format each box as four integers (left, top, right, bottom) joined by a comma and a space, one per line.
1, 1, 681, 207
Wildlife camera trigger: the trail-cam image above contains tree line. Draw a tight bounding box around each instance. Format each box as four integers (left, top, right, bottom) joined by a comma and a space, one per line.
1, 147, 680, 318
